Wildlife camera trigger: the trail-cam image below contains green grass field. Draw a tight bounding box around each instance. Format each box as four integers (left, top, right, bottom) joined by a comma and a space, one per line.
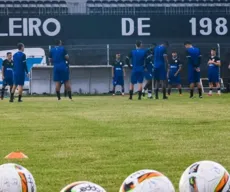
0, 93, 230, 191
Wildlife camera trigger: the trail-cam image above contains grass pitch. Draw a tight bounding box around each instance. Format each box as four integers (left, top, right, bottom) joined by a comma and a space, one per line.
0, 93, 230, 191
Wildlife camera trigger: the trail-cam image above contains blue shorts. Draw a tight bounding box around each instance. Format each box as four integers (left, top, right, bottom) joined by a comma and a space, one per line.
168, 73, 181, 85
13, 74, 25, 86
3, 78, 13, 86
154, 67, 166, 81
144, 71, 153, 80
188, 70, 200, 84
113, 76, 124, 86
53, 66, 69, 83
208, 68, 219, 83
131, 71, 144, 84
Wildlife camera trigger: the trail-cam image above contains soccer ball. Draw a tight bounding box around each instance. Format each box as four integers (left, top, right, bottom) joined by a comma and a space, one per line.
179, 160, 230, 192
60, 181, 107, 192
119, 169, 175, 192
0, 163, 36, 192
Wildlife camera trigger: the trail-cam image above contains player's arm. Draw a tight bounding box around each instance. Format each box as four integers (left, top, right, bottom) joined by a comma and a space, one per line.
125, 52, 132, 69
111, 64, 114, 78
163, 48, 169, 66
1, 60, 5, 79
22, 54, 28, 75
175, 63, 182, 76
123, 63, 126, 77
48, 50, 52, 65
213, 57, 221, 66
64, 48, 69, 62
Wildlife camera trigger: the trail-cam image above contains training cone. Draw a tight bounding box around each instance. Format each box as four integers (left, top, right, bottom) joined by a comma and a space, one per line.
4, 152, 28, 159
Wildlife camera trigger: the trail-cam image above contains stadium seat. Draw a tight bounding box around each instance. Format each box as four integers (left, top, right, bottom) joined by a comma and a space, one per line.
52, 1, 60, 15
0, 1, 6, 15
59, 0, 68, 14
5, 1, 14, 15
21, 1, 29, 15
13, 1, 21, 15
28, 1, 38, 15
37, 0, 45, 15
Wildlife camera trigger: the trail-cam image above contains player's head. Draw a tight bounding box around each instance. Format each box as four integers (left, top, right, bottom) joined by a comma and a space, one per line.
163, 41, 169, 47
116, 53, 121, 60
17, 43, 25, 52
184, 41, 192, 48
211, 48, 217, 56
172, 51, 177, 58
6, 52, 12, 60
55, 39, 62, 46
135, 40, 142, 49
150, 43, 156, 50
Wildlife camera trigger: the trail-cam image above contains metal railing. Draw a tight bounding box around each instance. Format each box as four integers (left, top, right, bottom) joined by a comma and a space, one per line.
0, 43, 229, 86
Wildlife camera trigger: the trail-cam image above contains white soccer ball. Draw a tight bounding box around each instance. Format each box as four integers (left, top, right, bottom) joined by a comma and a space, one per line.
60, 181, 107, 192
179, 160, 230, 192
0, 163, 36, 192
119, 169, 175, 192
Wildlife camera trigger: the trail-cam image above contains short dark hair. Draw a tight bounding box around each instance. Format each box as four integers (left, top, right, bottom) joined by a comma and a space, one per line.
6, 52, 12, 56
17, 43, 24, 50
211, 48, 216, 52
172, 50, 177, 53
136, 40, 142, 48
184, 41, 192, 45
164, 41, 169, 47
55, 39, 62, 46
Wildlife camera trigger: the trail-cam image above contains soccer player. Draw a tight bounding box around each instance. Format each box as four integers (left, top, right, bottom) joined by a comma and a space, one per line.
10, 43, 29, 102
49, 40, 72, 101
207, 48, 221, 96
142, 43, 156, 99
111, 53, 125, 96
126, 40, 147, 100
1, 52, 13, 100
184, 41, 202, 98
167, 51, 182, 96
154, 41, 169, 100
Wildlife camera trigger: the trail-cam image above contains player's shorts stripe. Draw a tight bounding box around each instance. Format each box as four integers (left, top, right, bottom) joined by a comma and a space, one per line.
215, 172, 229, 192
138, 172, 163, 183
18, 172, 28, 192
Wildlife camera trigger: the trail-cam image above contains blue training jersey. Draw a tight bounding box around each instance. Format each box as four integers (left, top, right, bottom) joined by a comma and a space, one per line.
146, 48, 154, 73
13, 51, 26, 74
186, 47, 201, 68
129, 49, 147, 72
154, 45, 167, 68
112, 60, 124, 77
49, 46, 68, 66
2, 59, 13, 79
169, 57, 182, 74
208, 56, 220, 71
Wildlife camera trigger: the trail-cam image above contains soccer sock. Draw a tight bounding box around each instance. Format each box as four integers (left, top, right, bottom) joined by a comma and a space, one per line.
190, 89, 194, 97
138, 91, 142, 100
155, 88, 159, 99
18, 95, 22, 101
148, 90, 152, 98
56, 91, 61, 100
179, 88, 182, 94
122, 87, 124, 93
10, 92, 14, 101
1, 87, 5, 99
198, 88, 202, 97
217, 88, 221, 94
129, 90, 133, 99
168, 88, 171, 95
68, 91, 72, 99
163, 87, 167, 98
209, 88, 213, 94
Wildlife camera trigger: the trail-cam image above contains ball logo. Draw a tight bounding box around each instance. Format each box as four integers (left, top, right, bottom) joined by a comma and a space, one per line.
0, 18, 61, 37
